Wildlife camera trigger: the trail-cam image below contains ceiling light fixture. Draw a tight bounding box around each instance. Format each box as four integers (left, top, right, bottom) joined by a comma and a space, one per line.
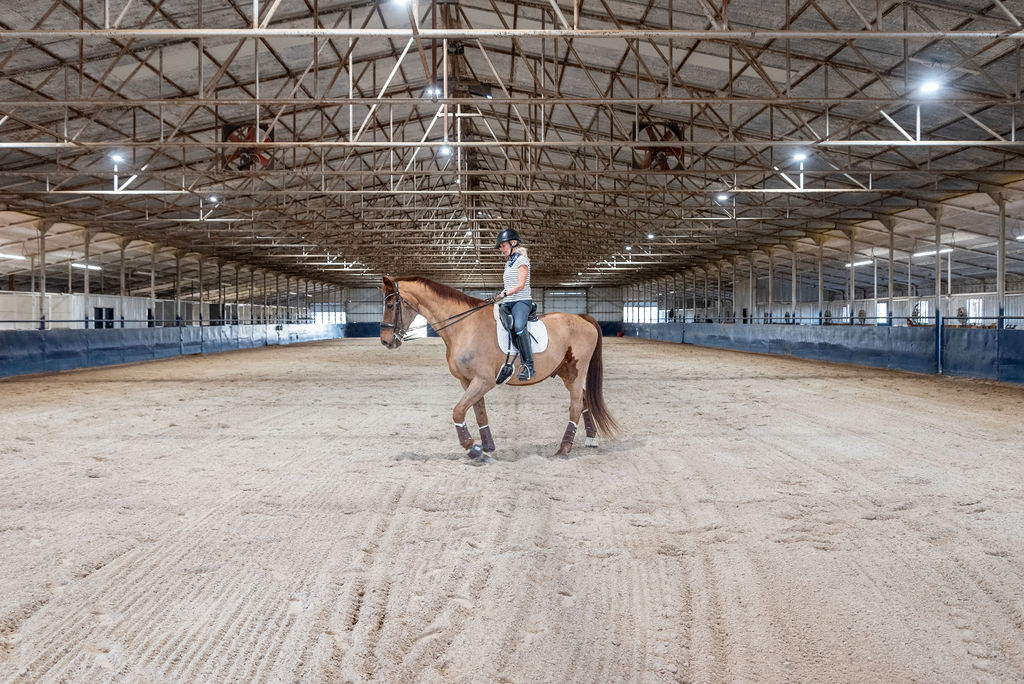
919, 80, 940, 95
912, 247, 953, 257
717, 194, 728, 201
109, 153, 124, 163
792, 152, 807, 162
439, 145, 452, 156
0, 252, 27, 260
844, 260, 872, 268
71, 263, 102, 271
625, 245, 632, 251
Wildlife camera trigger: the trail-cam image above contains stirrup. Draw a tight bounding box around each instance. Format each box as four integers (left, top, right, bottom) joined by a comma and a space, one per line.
517, 364, 535, 381
496, 362, 516, 384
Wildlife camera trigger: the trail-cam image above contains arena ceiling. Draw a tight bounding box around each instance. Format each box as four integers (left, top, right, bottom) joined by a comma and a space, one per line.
2, 0, 1024, 296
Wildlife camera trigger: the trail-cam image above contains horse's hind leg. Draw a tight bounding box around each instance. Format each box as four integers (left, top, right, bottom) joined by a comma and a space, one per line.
581, 401, 599, 448
554, 376, 585, 458
472, 397, 496, 453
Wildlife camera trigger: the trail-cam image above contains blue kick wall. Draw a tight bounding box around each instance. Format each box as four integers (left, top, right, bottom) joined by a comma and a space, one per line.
618, 323, 1024, 386
0, 324, 345, 379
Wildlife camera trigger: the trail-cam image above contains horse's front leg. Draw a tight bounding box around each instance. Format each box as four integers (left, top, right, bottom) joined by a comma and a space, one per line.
472, 397, 496, 453
454, 378, 493, 459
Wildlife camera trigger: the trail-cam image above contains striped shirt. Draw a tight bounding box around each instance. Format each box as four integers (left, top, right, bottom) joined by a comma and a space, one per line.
503, 252, 532, 302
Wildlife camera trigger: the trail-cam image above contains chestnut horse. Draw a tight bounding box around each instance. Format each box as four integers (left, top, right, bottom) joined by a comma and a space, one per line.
380, 276, 618, 459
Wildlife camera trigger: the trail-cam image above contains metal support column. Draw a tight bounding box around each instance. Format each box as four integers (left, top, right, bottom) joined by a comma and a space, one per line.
887, 221, 894, 325
174, 251, 182, 326
150, 244, 157, 327
748, 258, 754, 323
998, 195, 1006, 328
249, 269, 255, 324
790, 244, 797, 323
119, 239, 126, 327
848, 229, 856, 324
83, 228, 91, 328
817, 238, 824, 324
198, 257, 204, 325
933, 206, 943, 324
217, 261, 224, 324
37, 221, 49, 329
716, 266, 722, 322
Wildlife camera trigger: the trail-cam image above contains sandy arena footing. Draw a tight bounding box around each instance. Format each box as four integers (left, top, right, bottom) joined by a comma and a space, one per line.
1, 337, 1023, 682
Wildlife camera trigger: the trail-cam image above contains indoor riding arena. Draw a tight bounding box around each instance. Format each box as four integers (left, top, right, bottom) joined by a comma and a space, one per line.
2, 1, 1024, 682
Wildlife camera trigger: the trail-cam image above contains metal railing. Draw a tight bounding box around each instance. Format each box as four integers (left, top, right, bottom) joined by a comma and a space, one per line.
0, 315, 322, 330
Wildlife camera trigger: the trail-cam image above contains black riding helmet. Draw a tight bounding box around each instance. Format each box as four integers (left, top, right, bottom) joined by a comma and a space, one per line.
495, 228, 521, 248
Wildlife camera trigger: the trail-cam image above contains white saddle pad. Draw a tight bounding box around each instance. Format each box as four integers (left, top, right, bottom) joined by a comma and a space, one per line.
496, 318, 548, 354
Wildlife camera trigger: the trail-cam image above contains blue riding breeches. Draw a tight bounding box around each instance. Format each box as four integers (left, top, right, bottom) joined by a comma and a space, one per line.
509, 300, 532, 335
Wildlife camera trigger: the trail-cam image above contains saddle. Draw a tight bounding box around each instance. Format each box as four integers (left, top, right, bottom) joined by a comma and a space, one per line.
494, 302, 547, 354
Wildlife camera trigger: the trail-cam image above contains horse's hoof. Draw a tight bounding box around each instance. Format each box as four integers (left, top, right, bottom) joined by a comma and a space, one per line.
553, 452, 570, 460
468, 444, 484, 459
585, 437, 599, 448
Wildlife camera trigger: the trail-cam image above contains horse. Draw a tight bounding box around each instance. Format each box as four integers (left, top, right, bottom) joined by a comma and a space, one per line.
379, 276, 618, 460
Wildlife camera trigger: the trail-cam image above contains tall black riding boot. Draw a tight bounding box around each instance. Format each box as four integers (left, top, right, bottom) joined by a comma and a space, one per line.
515, 330, 535, 381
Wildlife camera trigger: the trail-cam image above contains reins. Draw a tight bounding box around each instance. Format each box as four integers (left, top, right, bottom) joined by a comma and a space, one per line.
382, 282, 494, 341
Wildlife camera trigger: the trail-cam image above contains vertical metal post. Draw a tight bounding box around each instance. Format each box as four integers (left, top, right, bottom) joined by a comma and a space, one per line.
703, 269, 709, 321
998, 195, 1006, 328
198, 257, 204, 326
234, 265, 240, 324
249, 268, 255, 324
119, 239, 126, 327
174, 251, 182, 326
37, 221, 48, 329
716, 266, 722, 322
873, 256, 878, 321
848, 229, 855, 324
748, 258, 754, 323
887, 221, 894, 325
767, 248, 774, 323
817, 238, 824, 324
217, 261, 224, 323
150, 244, 157, 327
83, 228, 90, 328
933, 205, 942, 325
790, 244, 797, 323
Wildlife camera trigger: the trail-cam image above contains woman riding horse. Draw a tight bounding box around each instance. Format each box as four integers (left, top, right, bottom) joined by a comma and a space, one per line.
494, 228, 535, 382
380, 275, 618, 459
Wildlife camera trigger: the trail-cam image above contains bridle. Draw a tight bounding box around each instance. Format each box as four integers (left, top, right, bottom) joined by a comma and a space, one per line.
381, 280, 495, 342
380, 284, 409, 340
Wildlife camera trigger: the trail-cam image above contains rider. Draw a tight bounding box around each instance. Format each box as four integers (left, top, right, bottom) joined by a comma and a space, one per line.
494, 228, 535, 381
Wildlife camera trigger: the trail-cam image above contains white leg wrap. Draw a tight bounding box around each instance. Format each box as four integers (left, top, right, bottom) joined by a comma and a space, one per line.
585, 437, 599, 447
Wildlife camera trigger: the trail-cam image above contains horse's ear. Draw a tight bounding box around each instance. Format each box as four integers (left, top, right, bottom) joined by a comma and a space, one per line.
382, 275, 395, 292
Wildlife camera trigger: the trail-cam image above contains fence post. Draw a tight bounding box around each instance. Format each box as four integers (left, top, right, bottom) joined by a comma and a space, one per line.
936, 310, 943, 375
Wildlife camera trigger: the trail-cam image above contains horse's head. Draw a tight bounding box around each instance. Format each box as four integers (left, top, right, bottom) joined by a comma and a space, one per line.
380, 276, 417, 349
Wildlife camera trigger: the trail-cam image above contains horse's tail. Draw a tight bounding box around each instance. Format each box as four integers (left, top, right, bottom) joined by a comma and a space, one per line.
581, 314, 619, 438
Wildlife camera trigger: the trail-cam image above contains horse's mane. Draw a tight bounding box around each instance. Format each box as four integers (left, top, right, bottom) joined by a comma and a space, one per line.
398, 277, 485, 308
